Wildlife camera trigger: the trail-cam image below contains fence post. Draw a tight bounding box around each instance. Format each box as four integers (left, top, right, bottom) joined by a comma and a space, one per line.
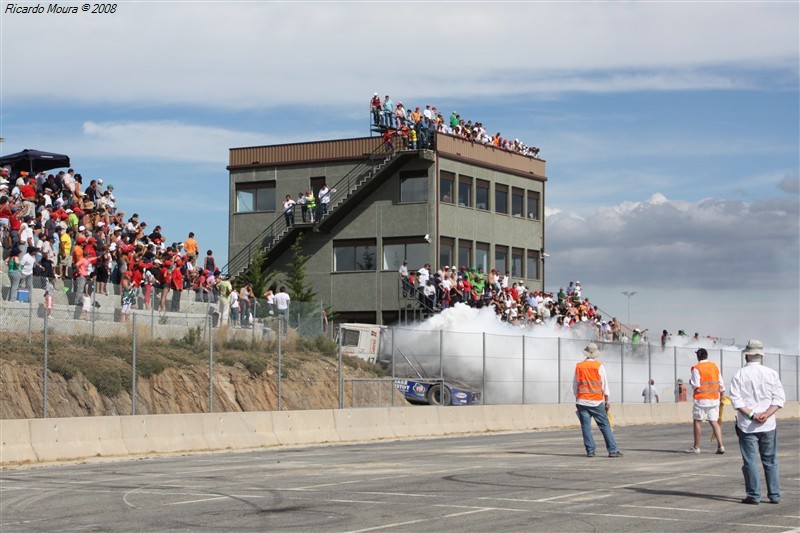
43, 310, 48, 418
673, 347, 678, 402
278, 321, 284, 411
482, 332, 486, 405
557, 338, 561, 404
390, 326, 395, 407
150, 296, 155, 340
336, 324, 342, 409
647, 343, 652, 382
620, 345, 625, 404
521, 336, 526, 405
131, 313, 137, 416
209, 314, 214, 413
28, 290, 32, 344
439, 330, 444, 389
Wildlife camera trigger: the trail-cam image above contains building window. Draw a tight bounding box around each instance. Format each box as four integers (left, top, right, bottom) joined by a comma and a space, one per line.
528, 191, 540, 220
440, 171, 455, 204
236, 182, 275, 213
383, 239, 427, 270
334, 240, 377, 272
495, 184, 508, 215
476, 242, 489, 272
400, 171, 428, 203
458, 175, 472, 207
440, 237, 454, 269
511, 248, 524, 278
476, 179, 490, 211
495, 245, 508, 275
527, 250, 540, 280
512, 187, 524, 217
458, 240, 472, 269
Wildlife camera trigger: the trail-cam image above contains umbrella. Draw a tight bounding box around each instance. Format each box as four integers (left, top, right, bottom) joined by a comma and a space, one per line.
0, 149, 70, 174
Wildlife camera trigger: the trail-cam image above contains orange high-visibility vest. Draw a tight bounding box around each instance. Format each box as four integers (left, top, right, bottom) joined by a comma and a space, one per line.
677, 384, 687, 402
575, 360, 604, 401
691, 361, 721, 400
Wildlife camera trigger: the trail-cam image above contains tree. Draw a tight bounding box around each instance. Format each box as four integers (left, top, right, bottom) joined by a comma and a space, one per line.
240, 248, 278, 303
284, 234, 315, 302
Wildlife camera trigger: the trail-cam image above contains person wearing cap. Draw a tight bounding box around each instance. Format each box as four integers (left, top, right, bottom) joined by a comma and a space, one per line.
574, 343, 622, 458
729, 340, 786, 505
685, 348, 725, 454
675, 378, 688, 402
370, 92, 382, 126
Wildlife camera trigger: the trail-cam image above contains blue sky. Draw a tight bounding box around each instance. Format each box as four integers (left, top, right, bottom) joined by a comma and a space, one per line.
2, 2, 798, 350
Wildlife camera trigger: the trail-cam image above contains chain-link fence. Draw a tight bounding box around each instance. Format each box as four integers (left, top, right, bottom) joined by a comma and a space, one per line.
2, 279, 798, 418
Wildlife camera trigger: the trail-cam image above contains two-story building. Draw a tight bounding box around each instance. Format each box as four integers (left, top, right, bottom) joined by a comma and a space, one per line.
227, 132, 546, 324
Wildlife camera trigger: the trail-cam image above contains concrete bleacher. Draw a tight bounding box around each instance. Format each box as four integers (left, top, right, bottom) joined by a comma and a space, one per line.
0, 271, 273, 341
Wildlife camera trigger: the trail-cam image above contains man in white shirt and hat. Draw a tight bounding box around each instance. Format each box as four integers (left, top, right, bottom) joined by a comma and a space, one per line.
729, 339, 786, 505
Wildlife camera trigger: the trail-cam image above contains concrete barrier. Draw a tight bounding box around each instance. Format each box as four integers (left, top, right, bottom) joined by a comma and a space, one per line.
333, 408, 396, 442
121, 413, 209, 455
28, 416, 127, 462
0, 419, 37, 464
272, 409, 339, 446
387, 406, 445, 438
2, 401, 798, 466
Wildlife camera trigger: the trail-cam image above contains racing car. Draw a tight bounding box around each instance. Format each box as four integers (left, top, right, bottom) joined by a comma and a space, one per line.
393, 378, 482, 406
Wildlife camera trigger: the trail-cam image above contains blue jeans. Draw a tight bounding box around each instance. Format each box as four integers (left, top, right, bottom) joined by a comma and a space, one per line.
736, 426, 780, 501
576, 403, 618, 454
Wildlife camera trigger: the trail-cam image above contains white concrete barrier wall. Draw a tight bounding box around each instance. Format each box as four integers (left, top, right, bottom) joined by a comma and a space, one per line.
2, 401, 798, 465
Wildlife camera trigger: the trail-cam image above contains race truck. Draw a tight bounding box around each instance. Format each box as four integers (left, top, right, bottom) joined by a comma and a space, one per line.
337, 323, 482, 406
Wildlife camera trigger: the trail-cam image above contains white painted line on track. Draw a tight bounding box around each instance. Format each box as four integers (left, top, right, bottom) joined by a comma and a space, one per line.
619, 504, 711, 513
344, 516, 429, 532
165, 496, 229, 505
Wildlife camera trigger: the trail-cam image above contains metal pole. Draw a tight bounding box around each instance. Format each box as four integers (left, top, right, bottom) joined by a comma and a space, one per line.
279, 321, 284, 411
43, 310, 48, 418
209, 315, 214, 413
557, 337, 561, 403
620, 343, 625, 404
91, 289, 96, 339
439, 329, 444, 388
674, 347, 678, 403
647, 342, 652, 386
482, 332, 486, 405
796, 354, 799, 402
28, 291, 32, 343
337, 324, 342, 409
390, 327, 395, 407
522, 336, 526, 405
150, 296, 154, 340
132, 313, 137, 415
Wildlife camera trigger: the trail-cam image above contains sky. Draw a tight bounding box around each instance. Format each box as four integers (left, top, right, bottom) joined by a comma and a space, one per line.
1, 2, 798, 351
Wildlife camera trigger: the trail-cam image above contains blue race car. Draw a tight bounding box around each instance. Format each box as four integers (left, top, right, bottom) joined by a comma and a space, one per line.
393, 378, 482, 406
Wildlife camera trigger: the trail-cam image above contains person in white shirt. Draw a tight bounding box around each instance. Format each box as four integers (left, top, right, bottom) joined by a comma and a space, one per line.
274, 286, 291, 333
729, 339, 786, 505
317, 184, 336, 220
642, 379, 660, 403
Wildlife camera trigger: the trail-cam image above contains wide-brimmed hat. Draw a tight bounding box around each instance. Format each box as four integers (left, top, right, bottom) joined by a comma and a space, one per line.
583, 343, 599, 358
743, 339, 764, 357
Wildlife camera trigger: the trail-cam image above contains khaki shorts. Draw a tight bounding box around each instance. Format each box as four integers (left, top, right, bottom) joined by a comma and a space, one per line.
692, 403, 720, 421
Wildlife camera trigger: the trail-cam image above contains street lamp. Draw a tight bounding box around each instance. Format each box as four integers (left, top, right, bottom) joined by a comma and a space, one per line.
621, 291, 637, 326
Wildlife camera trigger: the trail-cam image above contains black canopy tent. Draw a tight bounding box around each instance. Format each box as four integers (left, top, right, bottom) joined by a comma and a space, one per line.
0, 149, 70, 174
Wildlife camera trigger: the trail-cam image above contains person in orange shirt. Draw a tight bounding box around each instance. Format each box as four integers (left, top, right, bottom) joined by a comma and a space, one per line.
574, 343, 622, 457
183, 232, 198, 266
685, 348, 725, 454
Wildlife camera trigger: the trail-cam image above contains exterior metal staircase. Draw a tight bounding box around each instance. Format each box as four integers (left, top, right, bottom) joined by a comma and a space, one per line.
221, 145, 416, 281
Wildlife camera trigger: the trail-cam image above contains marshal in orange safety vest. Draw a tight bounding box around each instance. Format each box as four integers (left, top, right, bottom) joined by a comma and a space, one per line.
691, 360, 722, 401
575, 359, 605, 402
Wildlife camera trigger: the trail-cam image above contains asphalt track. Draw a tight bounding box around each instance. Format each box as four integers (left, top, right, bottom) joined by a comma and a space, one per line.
1, 421, 798, 532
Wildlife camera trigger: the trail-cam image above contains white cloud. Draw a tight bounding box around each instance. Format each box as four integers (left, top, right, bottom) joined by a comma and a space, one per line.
3, 3, 797, 109
546, 192, 800, 290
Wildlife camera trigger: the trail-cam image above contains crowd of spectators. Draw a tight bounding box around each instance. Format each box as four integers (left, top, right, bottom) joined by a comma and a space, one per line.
0, 164, 257, 325
399, 262, 638, 342
370, 92, 542, 159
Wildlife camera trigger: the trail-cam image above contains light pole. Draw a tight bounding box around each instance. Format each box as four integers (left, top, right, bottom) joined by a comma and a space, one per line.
621, 291, 637, 326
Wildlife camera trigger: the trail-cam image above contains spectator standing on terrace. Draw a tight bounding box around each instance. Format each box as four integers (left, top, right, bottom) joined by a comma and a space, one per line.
395, 102, 407, 128
642, 379, 660, 403
305, 191, 316, 223
203, 250, 216, 275
398, 260, 410, 297
383, 95, 394, 128
217, 274, 233, 325
170, 260, 183, 312
183, 232, 198, 266
229, 286, 239, 327
263, 284, 276, 315
274, 285, 291, 333
729, 340, 785, 505
120, 271, 134, 322
297, 192, 308, 222
685, 348, 725, 454
239, 283, 252, 328
317, 184, 335, 220
4, 248, 21, 301
370, 92, 382, 126
574, 343, 622, 457
282, 194, 296, 228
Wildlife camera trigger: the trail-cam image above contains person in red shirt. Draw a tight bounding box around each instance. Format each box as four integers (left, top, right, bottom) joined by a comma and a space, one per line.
159, 260, 171, 312
170, 260, 183, 312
